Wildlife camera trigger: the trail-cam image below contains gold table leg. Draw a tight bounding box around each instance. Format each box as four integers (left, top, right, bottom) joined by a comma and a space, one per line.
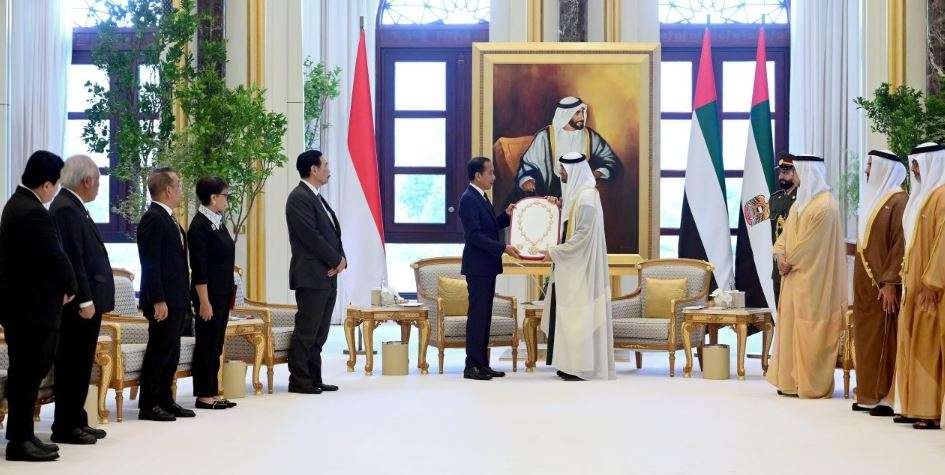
736, 322, 748, 380
249, 333, 264, 394
523, 316, 539, 372
344, 316, 358, 372
417, 319, 430, 374
762, 318, 773, 375
95, 350, 112, 424
363, 319, 376, 376
682, 320, 694, 377
400, 321, 411, 344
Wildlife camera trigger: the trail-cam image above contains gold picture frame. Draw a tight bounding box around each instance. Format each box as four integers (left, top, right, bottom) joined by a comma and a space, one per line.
471, 42, 660, 258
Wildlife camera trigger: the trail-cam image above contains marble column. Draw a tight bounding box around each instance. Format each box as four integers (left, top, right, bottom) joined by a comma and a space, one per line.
929, 0, 945, 93
558, 0, 587, 42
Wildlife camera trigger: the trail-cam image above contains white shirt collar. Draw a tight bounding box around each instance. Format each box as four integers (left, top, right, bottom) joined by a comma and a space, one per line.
198, 205, 223, 230
154, 201, 174, 216
469, 183, 487, 198
65, 188, 89, 211
301, 180, 321, 196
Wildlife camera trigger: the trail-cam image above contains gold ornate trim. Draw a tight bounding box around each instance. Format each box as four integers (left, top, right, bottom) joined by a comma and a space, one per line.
527, 0, 543, 42
246, 0, 266, 301
888, 0, 905, 87
604, 0, 620, 42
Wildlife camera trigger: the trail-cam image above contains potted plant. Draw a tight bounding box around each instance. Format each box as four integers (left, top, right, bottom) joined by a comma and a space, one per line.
303, 57, 342, 150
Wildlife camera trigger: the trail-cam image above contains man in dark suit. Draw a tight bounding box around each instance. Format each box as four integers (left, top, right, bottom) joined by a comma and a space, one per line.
49, 155, 115, 444
458, 157, 521, 381
136, 168, 194, 421
285, 150, 345, 394
0, 151, 77, 461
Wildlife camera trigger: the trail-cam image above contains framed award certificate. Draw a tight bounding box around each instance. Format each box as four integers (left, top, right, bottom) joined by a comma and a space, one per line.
509, 197, 561, 260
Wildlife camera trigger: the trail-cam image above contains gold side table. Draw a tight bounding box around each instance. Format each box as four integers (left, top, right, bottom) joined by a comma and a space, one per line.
681, 307, 774, 380
345, 305, 430, 376
219, 317, 266, 395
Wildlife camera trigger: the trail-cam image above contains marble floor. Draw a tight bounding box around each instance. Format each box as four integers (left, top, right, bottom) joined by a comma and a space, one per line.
5, 323, 945, 475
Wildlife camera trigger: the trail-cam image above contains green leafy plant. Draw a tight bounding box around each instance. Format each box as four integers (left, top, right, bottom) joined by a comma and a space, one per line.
303, 57, 342, 149
82, 0, 199, 229
854, 83, 926, 160
159, 14, 287, 243
837, 150, 860, 220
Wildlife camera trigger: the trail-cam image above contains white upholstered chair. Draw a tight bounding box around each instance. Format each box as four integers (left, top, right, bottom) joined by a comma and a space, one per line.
411, 257, 518, 374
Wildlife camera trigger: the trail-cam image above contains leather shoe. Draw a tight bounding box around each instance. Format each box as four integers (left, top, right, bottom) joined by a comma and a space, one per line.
481, 367, 506, 378
139, 405, 176, 422
319, 384, 339, 392
80, 426, 107, 439
30, 436, 58, 453
5, 440, 59, 462
51, 428, 97, 445
162, 403, 196, 418
556, 370, 584, 381
851, 403, 872, 412
463, 366, 492, 380
220, 399, 237, 408
196, 399, 229, 410
288, 384, 322, 394
869, 405, 895, 417
893, 415, 918, 424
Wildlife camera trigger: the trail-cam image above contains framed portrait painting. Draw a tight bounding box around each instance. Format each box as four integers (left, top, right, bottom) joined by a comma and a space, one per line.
471, 42, 660, 257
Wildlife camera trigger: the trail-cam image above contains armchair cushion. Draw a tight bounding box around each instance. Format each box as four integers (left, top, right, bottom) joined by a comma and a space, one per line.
438, 277, 469, 316
113, 274, 139, 315
443, 316, 516, 340
613, 318, 670, 340
643, 278, 687, 318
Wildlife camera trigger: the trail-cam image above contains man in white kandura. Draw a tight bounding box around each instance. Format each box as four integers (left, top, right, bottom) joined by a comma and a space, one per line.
540, 152, 615, 381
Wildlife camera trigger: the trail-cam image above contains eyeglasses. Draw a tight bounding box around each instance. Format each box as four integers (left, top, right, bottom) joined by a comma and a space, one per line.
216, 192, 232, 200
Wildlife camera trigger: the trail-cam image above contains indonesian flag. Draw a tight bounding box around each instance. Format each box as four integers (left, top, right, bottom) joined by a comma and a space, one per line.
679, 28, 734, 290
735, 28, 777, 311
336, 29, 386, 321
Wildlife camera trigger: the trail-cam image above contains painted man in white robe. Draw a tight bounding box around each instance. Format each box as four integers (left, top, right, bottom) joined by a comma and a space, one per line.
540, 152, 615, 381
510, 97, 621, 205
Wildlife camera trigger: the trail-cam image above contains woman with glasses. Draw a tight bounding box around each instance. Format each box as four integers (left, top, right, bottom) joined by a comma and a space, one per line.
188, 176, 237, 410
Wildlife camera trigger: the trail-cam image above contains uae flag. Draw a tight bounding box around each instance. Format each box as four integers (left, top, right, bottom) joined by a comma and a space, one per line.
679, 29, 733, 290
735, 29, 776, 311
336, 27, 387, 322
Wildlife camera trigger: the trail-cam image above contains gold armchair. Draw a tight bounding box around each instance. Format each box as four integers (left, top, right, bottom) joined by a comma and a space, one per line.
411, 257, 519, 374
611, 258, 713, 376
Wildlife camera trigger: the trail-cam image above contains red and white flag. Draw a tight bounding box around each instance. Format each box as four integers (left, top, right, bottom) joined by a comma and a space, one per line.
337, 28, 387, 319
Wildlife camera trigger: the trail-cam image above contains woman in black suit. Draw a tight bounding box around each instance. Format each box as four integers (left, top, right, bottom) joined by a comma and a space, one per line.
188, 176, 237, 410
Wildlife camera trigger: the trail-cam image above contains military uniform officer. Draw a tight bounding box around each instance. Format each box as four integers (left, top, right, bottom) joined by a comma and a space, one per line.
770, 153, 798, 306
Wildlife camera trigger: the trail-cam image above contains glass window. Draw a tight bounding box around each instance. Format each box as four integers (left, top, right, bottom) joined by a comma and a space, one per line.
722, 119, 749, 170
382, 0, 489, 25
87, 177, 111, 223
660, 62, 693, 113
67, 64, 109, 113
661, 119, 692, 170
65, 119, 109, 167
394, 118, 446, 167
394, 174, 446, 223
660, 235, 679, 258
725, 177, 743, 229
660, 177, 685, 229
69, 0, 132, 28
384, 242, 465, 293
395, 62, 447, 111
104, 242, 140, 290
722, 61, 776, 112
658, 0, 789, 24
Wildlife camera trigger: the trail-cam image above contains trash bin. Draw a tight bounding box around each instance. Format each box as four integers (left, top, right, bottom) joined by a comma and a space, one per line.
382, 341, 408, 375
702, 344, 730, 380
222, 360, 248, 399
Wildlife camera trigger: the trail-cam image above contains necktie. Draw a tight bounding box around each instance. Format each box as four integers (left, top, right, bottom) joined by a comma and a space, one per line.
319, 195, 338, 231
483, 192, 491, 206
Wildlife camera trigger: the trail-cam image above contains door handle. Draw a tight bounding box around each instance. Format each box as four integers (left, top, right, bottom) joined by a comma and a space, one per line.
448, 206, 456, 213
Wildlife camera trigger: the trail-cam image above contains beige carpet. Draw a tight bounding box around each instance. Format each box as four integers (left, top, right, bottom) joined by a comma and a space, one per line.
7, 323, 945, 474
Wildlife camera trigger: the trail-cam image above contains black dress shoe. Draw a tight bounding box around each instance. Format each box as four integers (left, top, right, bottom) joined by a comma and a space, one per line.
776, 390, 798, 398
220, 399, 237, 408
556, 370, 584, 381
80, 426, 106, 439
851, 403, 872, 412
5, 440, 59, 462
51, 428, 97, 445
893, 415, 918, 424
139, 405, 176, 421
288, 384, 322, 394
162, 403, 196, 418
463, 366, 492, 381
481, 367, 506, 378
195, 399, 229, 410
869, 405, 895, 417
319, 384, 339, 392
31, 436, 59, 453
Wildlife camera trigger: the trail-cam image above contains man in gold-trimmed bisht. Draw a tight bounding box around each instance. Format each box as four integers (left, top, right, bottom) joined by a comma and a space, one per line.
894, 142, 945, 430
767, 155, 847, 398
851, 150, 908, 417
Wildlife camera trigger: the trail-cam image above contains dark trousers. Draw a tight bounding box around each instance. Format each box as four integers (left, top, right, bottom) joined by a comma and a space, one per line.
139, 308, 185, 409
2, 323, 57, 442
465, 275, 496, 369
52, 309, 102, 433
288, 288, 336, 388
192, 292, 232, 397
